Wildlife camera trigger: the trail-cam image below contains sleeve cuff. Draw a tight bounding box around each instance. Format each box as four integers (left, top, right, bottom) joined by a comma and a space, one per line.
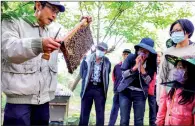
31, 38, 43, 55
141, 74, 151, 84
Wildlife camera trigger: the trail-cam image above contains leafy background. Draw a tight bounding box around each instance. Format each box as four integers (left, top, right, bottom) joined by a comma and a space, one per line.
1, 1, 195, 125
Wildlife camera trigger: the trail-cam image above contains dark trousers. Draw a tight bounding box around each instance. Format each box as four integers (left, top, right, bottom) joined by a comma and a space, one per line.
148, 86, 157, 126
148, 94, 157, 126
108, 92, 119, 126
119, 89, 147, 126
3, 102, 49, 126
156, 104, 159, 114
79, 85, 106, 126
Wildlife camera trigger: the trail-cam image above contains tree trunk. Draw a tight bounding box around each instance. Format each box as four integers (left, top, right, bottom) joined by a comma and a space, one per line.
69, 74, 81, 91
97, 1, 101, 43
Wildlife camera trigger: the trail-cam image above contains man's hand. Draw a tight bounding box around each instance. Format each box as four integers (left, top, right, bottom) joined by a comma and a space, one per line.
80, 16, 92, 24
42, 37, 61, 53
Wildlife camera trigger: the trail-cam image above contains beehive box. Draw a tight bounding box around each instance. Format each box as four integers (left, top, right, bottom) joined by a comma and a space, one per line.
49, 87, 73, 125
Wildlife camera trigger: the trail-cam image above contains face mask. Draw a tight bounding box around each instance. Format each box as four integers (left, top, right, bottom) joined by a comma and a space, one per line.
96, 49, 105, 58
138, 51, 149, 58
172, 69, 185, 83
171, 31, 185, 44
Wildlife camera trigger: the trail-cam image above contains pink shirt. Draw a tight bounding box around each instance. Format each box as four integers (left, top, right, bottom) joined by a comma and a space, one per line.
156, 87, 195, 125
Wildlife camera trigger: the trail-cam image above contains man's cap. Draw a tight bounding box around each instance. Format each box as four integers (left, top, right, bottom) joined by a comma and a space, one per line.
123, 49, 131, 54
48, 2, 65, 12
96, 42, 108, 50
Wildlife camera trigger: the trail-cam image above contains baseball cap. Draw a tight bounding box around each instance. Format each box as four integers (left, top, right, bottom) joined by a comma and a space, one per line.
96, 42, 108, 51
123, 49, 131, 54
48, 2, 65, 12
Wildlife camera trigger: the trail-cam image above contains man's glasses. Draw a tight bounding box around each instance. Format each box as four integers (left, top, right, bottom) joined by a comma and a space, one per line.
45, 3, 60, 15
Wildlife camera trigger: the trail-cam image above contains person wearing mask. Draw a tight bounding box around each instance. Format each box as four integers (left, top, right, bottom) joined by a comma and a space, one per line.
156, 19, 195, 107
108, 49, 131, 126
156, 54, 195, 125
79, 42, 111, 126
117, 38, 157, 126
1, 2, 91, 125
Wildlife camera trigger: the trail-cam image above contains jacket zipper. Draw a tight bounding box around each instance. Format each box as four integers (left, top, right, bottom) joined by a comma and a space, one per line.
38, 90, 40, 104
38, 66, 41, 104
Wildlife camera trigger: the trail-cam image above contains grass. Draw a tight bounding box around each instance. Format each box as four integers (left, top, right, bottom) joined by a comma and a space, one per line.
69, 80, 150, 125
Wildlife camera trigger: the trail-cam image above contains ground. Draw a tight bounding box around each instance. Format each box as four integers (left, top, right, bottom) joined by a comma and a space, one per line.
68, 82, 150, 125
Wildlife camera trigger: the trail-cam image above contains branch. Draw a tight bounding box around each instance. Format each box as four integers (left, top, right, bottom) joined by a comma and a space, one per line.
102, 2, 127, 42
79, 2, 84, 16
83, 2, 91, 16
106, 45, 116, 54
105, 32, 112, 43
115, 36, 124, 47
97, 1, 103, 43
116, 4, 150, 44
101, 12, 121, 42
114, 34, 118, 45
69, 74, 81, 91
116, 40, 125, 50
106, 37, 125, 54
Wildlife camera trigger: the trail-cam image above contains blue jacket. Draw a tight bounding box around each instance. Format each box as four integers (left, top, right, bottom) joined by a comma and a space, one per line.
80, 53, 111, 99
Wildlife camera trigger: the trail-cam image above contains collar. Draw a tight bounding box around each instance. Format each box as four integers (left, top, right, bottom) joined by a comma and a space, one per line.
173, 40, 193, 47
23, 15, 49, 31
93, 54, 104, 63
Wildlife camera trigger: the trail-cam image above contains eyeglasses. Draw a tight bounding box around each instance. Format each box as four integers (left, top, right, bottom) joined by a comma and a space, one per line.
170, 29, 183, 35
45, 3, 60, 15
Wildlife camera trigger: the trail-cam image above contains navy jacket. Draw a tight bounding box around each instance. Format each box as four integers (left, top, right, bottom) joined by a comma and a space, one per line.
117, 53, 157, 94
80, 53, 111, 99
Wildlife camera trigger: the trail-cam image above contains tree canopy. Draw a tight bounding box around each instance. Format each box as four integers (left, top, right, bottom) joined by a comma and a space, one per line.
1, 1, 194, 49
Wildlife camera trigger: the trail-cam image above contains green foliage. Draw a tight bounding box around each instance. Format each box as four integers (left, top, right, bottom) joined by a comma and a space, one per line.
66, 113, 80, 125
2, 1, 194, 48
1, 1, 36, 23
104, 2, 193, 45
60, 2, 194, 48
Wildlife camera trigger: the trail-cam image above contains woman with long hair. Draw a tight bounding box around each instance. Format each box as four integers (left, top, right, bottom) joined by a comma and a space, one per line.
118, 37, 157, 126
156, 54, 195, 125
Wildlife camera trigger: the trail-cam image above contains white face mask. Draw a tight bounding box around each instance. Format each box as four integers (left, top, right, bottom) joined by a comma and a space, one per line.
171, 31, 185, 44
96, 49, 105, 58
